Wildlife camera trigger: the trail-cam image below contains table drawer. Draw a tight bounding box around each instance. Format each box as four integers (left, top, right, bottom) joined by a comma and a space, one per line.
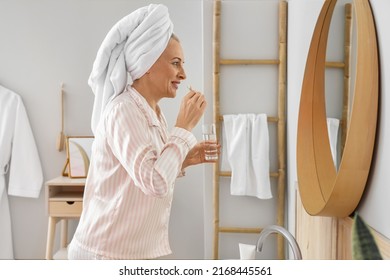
49, 201, 82, 217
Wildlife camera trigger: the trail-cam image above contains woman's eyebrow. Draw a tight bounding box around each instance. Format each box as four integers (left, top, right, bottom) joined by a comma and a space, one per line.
172, 57, 185, 65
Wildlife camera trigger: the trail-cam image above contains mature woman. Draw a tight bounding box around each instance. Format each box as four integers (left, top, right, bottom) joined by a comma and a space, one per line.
68, 4, 218, 260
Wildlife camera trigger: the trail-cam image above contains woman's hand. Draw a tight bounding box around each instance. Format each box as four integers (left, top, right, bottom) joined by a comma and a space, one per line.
182, 141, 220, 169
175, 90, 206, 131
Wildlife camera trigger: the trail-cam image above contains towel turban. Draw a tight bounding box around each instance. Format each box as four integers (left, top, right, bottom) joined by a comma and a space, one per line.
88, 4, 174, 134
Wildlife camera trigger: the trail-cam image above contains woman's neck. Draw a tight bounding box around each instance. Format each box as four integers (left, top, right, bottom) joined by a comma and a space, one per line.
132, 82, 160, 113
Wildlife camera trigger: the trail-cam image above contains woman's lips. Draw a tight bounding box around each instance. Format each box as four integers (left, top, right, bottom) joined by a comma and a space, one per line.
172, 81, 180, 89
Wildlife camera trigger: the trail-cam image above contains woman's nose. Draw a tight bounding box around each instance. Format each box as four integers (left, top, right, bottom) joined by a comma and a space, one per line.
178, 67, 186, 80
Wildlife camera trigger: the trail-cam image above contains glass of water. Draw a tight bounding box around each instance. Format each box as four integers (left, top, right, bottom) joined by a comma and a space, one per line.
202, 123, 218, 160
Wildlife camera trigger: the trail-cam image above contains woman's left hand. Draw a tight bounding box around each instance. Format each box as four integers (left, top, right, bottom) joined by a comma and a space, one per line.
182, 141, 220, 169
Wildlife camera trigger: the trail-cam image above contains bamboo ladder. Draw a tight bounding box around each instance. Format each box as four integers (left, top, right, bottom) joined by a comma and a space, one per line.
212, 0, 287, 260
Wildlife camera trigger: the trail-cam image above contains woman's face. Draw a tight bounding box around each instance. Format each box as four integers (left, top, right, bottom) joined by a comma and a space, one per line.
147, 38, 187, 99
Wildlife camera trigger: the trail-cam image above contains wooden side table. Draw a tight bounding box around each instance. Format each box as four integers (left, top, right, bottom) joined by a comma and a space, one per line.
45, 176, 85, 260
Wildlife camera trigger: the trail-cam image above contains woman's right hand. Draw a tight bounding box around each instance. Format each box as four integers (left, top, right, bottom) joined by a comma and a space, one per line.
175, 90, 207, 131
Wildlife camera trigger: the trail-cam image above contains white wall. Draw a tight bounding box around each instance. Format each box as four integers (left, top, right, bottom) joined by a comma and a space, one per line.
286, 0, 324, 241
0, 0, 204, 259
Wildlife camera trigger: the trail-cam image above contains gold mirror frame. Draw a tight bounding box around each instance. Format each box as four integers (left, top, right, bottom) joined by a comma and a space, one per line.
297, 0, 379, 217
64, 136, 94, 178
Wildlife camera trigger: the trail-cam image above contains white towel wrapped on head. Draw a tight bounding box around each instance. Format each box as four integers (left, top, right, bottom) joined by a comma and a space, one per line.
88, 4, 174, 134
223, 114, 272, 199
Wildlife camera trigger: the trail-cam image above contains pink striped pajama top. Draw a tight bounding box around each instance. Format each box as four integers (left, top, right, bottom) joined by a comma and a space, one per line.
70, 86, 197, 259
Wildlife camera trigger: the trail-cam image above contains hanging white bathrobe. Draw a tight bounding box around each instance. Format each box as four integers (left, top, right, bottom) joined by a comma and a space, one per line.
0, 85, 43, 259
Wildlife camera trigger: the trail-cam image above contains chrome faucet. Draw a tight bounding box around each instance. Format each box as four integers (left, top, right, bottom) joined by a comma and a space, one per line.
256, 225, 302, 260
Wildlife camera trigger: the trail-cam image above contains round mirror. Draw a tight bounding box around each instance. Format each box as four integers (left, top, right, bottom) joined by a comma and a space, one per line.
296, 0, 379, 217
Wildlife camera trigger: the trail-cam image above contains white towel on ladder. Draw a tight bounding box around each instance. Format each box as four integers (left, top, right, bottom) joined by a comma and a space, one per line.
327, 118, 340, 168
223, 114, 272, 199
